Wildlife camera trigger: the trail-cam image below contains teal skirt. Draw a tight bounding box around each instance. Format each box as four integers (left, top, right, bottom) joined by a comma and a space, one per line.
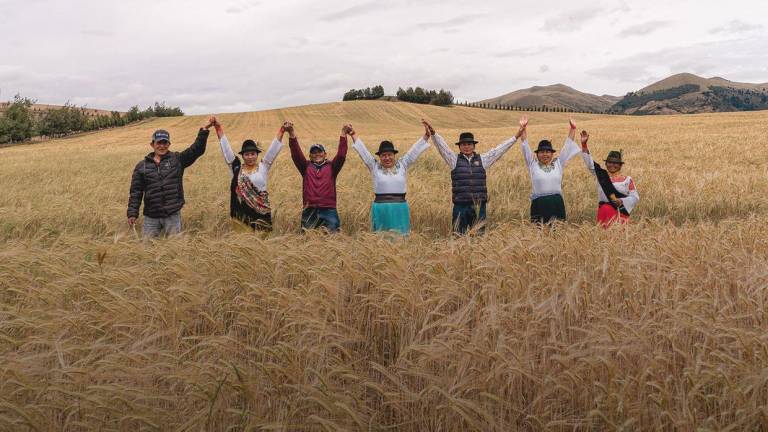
371, 202, 411, 234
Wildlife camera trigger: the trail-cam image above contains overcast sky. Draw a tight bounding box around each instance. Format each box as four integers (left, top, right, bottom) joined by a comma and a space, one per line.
1, 0, 766, 114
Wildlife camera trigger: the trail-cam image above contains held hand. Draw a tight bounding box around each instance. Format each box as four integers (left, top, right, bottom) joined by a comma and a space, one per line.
284, 121, 295, 137
580, 130, 589, 147
516, 115, 529, 139
204, 115, 216, 130
569, 118, 577, 130
421, 119, 435, 137
127, 217, 137, 226
346, 124, 356, 137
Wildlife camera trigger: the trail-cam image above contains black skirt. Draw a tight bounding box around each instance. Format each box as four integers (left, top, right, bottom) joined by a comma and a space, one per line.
530, 194, 566, 224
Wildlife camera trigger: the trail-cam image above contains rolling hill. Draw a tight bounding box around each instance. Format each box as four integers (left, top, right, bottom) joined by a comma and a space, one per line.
610, 73, 768, 115
478, 84, 619, 113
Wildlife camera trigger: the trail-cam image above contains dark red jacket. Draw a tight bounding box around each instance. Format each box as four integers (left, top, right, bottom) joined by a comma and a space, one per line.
289, 136, 347, 208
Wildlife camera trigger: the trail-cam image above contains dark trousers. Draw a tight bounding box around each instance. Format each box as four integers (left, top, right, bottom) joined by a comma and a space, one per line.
530, 194, 566, 224
301, 207, 340, 233
452, 201, 487, 234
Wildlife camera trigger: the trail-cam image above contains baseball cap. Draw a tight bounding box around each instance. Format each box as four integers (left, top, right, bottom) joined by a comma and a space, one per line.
309, 144, 326, 153
152, 129, 171, 143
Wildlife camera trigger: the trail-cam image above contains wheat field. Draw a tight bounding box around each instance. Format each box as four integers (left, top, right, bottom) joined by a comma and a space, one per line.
1, 100, 768, 431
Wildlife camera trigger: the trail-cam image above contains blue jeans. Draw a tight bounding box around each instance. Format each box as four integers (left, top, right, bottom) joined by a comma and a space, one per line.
452, 202, 487, 235
301, 207, 340, 233
142, 212, 182, 239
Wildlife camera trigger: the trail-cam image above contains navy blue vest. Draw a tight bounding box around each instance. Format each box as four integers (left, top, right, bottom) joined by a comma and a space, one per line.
451, 153, 488, 204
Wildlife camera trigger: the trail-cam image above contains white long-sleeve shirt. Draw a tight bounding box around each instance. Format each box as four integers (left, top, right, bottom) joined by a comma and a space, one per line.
219, 134, 283, 191
431, 133, 518, 170
581, 152, 640, 213
521, 137, 580, 199
352, 137, 430, 194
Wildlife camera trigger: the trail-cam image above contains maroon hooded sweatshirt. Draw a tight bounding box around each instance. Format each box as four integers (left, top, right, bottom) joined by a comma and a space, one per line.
289, 136, 347, 208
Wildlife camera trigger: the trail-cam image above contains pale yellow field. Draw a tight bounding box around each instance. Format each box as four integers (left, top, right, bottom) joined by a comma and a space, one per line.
1, 101, 767, 431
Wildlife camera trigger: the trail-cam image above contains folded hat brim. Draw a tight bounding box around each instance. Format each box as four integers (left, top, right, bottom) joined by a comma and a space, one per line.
455, 140, 479, 145
375, 150, 399, 155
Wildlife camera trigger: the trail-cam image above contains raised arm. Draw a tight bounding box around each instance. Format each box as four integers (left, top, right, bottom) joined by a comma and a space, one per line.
399, 121, 432, 169
580, 130, 596, 177
559, 119, 581, 167
520, 134, 534, 167
213, 118, 236, 174
331, 124, 349, 176
481, 116, 527, 168
261, 124, 286, 167
179, 117, 213, 168
430, 133, 458, 168
351, 133, 376, 172
285, 122, 308, 174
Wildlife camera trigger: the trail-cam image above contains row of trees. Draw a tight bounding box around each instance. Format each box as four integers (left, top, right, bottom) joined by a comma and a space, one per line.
459, 100, 609, 114
341, 85, 455, 106
342, 86, 385, 101
395, 87, 453, 106
0, 96, 184, 144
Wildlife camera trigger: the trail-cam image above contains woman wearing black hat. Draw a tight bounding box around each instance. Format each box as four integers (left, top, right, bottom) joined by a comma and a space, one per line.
579, 130, 640, 227
521, 119, 581, 224
350, 121, 432, 234
214, 118, 286, 231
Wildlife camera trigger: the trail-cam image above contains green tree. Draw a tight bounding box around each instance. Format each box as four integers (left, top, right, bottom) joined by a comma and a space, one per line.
0, 94, 36, 143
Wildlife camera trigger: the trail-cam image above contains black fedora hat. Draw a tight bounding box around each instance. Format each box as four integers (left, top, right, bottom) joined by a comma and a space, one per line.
375, 140, 399, 155
238, 139, 262, 155
604, 150, 624, 164
534, 140, 556, 153
455, 132, 478, 145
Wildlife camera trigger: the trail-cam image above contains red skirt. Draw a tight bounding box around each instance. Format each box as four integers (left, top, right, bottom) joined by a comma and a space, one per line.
597, 203, 629, 228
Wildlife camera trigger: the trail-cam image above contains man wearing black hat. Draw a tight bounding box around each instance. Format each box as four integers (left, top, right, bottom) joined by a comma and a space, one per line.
428, 117, 528, 234
127, 117, 213, 238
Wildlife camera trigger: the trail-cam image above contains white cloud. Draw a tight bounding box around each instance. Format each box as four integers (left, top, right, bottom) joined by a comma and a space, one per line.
618, 20, 672, 38
710, 19, 763, 34
1, 0, 767, 113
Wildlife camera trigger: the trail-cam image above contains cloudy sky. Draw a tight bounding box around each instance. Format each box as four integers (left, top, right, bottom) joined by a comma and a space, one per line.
1, 0, 766, 114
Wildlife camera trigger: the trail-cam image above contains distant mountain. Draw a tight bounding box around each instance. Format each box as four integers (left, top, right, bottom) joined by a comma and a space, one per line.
610, 73, 768, 115
478, 84, 618, 113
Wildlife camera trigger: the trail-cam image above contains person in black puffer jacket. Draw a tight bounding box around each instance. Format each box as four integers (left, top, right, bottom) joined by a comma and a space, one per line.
127, 117, 213, 238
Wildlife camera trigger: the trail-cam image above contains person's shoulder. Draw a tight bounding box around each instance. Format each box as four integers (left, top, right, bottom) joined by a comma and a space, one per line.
134, 157, 149, 169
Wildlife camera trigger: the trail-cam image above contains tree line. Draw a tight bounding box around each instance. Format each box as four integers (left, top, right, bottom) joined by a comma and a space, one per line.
341, 85, 454, 106
458, 100, 612, 114
0, 95, 184, 144
342, 86, 385, 101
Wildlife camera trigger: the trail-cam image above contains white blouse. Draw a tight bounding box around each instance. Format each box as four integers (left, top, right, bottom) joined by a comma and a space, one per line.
521, 137, 580, 199
352, 137, 430, 194
219, 134, 283, 191
581, 152, 640, 214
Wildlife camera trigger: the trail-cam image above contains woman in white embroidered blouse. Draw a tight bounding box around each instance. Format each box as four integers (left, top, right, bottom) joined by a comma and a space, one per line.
579, 130, 640, 227
350, 121, 432, 234
520, 119, 581, 224
215, 118, 285, 231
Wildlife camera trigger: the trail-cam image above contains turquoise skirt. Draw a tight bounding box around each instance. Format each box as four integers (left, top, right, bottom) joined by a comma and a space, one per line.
371, 202, 411, 234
